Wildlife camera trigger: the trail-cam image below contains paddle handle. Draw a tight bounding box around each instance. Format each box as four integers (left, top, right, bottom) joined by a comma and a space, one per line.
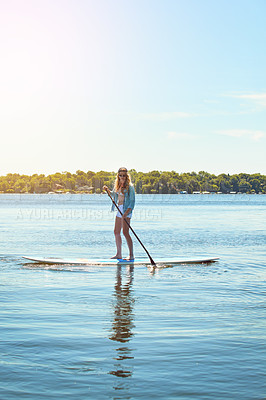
105, 188, 156, 266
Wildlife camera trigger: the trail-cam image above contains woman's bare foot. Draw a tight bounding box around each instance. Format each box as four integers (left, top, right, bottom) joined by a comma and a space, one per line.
111, 255, 122, 259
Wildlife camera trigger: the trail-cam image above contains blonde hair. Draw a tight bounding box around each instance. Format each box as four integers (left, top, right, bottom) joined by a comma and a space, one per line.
114, 168, 132, 192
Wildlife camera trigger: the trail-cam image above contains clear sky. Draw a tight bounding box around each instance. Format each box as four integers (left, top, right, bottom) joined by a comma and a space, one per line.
1, 0, 265, 175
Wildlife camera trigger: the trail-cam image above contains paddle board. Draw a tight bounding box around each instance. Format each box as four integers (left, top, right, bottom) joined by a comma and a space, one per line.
22, 256, 219, 266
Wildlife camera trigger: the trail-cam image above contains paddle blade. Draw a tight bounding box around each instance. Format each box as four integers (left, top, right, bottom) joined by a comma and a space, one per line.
150, 257, 156, 267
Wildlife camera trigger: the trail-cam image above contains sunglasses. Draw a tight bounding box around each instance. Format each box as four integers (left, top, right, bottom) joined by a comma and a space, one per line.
119, 174, 127, 178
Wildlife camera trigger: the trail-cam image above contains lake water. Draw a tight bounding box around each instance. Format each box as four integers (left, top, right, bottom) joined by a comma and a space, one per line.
1, 194, 265, 399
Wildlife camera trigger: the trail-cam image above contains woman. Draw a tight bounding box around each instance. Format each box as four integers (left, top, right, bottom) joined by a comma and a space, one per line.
103, 167, 135, 260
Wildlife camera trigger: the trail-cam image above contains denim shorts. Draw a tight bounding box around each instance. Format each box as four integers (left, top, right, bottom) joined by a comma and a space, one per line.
116, 204, 132, 219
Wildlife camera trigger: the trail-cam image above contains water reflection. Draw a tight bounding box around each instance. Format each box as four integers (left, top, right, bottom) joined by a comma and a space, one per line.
109, 265, 135, 379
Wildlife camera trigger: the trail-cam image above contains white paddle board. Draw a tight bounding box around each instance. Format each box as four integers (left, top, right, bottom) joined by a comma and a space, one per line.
22, 256, 219, 266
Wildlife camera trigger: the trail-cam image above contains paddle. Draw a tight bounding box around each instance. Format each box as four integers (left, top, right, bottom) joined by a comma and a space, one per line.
104, 188, 156, 266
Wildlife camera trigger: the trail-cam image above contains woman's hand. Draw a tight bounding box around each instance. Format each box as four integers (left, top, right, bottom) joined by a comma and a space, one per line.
103, 185, 110, 194
123, 208, 131, 219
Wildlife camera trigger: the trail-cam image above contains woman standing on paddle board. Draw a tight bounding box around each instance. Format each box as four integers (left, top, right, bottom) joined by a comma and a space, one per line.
103, 167, 135, 260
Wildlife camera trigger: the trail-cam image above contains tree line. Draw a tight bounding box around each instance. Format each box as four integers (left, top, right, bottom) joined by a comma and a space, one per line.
0, 170, 265, 194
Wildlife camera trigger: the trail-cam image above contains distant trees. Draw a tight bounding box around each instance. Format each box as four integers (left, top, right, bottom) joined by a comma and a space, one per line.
0, 170, 265, 194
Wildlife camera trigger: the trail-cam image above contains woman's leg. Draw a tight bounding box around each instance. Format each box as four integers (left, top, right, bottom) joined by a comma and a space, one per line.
111, 217, 123, 258
122, 217, 134, 259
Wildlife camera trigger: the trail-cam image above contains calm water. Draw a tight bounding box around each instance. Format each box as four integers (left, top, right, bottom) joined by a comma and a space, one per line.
1, 194, 266, 400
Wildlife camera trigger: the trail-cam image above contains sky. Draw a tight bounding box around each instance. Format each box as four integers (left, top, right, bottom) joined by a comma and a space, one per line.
0, 0, 265, 176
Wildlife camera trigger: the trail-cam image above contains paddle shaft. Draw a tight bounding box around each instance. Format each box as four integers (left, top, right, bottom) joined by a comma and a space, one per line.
105, 190, 156, 266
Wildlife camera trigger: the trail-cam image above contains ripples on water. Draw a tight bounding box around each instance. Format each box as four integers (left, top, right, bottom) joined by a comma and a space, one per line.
0, 194, 266, 399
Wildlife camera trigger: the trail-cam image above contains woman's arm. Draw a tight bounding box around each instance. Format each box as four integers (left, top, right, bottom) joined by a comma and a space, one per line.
128, 185, 135, 210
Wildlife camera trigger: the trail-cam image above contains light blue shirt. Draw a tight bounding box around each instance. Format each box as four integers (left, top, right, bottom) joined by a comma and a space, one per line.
111, 185, 135, 212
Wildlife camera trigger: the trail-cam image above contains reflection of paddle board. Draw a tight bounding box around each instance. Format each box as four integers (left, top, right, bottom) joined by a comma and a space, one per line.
22, 256, 219, 265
